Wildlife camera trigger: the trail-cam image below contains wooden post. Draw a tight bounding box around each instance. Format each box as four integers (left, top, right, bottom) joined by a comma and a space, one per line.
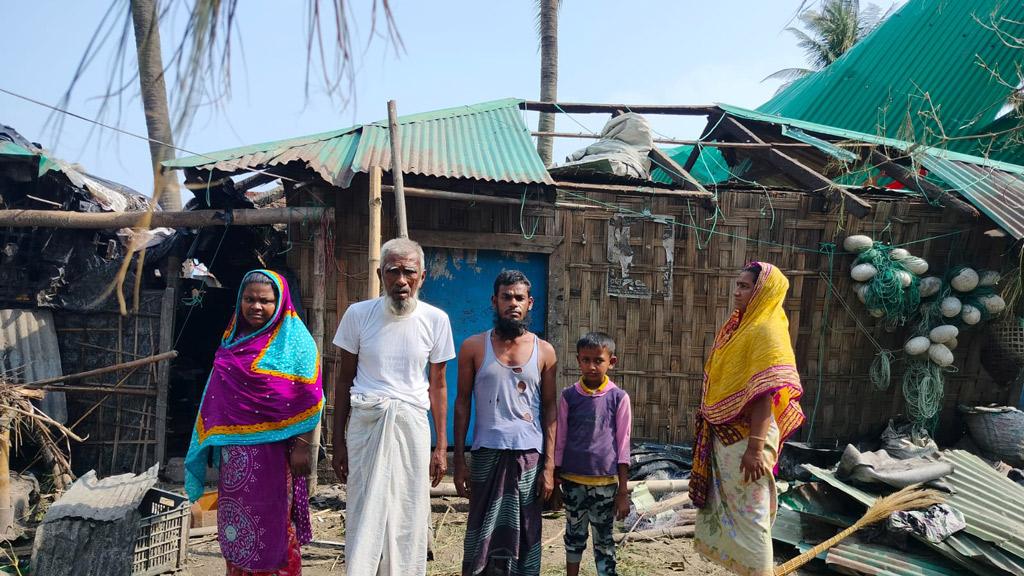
387, 100, 409, 239
307, 211, 327, 494
0, 413, 11, 537
368, 166, 383, 299
154, 287, 175, 467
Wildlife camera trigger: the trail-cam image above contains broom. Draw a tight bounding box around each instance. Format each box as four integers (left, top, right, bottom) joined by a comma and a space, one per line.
773, 484, 946, 576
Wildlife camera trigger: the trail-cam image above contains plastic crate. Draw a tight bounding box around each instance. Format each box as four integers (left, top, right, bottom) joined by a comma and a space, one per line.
132, 488, 190, 576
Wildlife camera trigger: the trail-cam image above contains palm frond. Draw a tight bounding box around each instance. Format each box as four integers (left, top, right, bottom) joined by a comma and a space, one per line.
762, 67, 814, 82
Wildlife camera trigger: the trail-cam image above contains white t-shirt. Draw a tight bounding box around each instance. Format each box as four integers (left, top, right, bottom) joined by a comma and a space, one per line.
333, 297, 456, 410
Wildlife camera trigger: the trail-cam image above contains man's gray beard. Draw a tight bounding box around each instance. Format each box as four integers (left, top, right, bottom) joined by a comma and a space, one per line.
386, 294, 418, 317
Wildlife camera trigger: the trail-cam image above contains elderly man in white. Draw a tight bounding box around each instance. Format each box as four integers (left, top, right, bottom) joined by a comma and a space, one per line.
332, 237, 455, 575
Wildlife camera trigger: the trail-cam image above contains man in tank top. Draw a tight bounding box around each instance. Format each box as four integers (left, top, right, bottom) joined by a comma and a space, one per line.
453, 270, 558, 576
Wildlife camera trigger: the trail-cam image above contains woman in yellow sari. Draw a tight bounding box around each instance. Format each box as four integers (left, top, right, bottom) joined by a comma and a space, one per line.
692, 262, 805, 576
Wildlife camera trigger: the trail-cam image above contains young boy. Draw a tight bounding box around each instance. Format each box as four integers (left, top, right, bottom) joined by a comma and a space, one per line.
554, 332, 632, 576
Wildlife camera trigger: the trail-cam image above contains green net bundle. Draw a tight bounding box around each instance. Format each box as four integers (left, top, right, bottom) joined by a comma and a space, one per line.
855, 245, 921, 325
902, 358, 945, 424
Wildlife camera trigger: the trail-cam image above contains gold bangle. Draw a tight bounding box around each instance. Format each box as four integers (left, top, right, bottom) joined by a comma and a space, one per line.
293, 436, 312, 446
748, 435, 766, 442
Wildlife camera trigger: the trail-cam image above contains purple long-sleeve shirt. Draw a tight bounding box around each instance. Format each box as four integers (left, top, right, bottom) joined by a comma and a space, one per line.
554, 379, 631, 477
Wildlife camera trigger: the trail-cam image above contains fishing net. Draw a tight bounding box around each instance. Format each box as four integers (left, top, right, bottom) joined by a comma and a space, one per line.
902, 358, 945, 424
870, 350, 893, 391
856, 245, 921, 325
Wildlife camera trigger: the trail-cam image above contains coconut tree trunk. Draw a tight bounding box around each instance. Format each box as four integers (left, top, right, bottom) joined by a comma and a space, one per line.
537, 0, 559, 167
131, 0, 181, 210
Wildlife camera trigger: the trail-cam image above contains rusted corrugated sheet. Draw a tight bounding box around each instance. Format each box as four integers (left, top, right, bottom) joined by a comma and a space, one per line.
164, 98, 553, 187
918, 157, 1024, 239
0, 309, 66, 422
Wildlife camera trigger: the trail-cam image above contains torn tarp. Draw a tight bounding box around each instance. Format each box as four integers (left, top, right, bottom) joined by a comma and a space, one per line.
837, 444, 954, 492
559, 113, 654, 179
889, 504, 967, 544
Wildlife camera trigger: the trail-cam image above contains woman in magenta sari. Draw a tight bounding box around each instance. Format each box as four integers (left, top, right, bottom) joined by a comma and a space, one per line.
185, 270, 324, 575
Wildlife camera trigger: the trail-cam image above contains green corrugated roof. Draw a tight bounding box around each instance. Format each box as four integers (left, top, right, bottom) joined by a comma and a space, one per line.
759, 0, 1024, 147
164, 98, 553, 186
721, 103, 1024, 175
650, 145, 732, 185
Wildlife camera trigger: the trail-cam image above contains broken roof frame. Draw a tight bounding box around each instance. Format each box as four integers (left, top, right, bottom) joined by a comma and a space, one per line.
162, 97, 1024, 241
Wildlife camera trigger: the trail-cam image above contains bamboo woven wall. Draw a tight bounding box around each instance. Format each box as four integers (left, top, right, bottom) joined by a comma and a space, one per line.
290, 182, 1012, 447
56, 290, 163, 476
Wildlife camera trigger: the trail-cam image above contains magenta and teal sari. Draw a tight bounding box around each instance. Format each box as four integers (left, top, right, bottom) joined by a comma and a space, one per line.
185, 270, 323, 572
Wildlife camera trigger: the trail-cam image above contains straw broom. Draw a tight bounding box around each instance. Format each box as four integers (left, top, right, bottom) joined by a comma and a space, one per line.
773, 484, 946, 576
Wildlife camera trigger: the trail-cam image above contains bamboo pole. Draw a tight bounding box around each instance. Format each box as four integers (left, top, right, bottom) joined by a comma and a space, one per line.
22, 351, 178, 388
154, 288, 175, 466
387, 100, 409, 239
0, 207, 330, 229
368, 166, 383, 299
308, 202, 327, 494
430, 478, 689, 497
0, 414, 11, 537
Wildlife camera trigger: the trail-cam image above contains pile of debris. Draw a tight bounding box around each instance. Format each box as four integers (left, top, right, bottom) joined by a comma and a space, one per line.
776, 416, 1024, 575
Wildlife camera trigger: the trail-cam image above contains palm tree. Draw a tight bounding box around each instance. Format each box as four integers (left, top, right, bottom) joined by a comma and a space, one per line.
56, 0, 402, 209
536, 0, 560, 167
766, 0, 889, 87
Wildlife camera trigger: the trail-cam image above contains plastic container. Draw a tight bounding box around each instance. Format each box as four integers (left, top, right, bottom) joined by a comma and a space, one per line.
132, 488, 190, 576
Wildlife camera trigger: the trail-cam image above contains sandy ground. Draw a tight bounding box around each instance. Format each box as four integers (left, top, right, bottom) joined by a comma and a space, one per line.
185, 485, 740, 576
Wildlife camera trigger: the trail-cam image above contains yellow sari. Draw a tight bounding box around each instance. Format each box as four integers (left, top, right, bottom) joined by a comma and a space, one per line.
691, 262, 804, 576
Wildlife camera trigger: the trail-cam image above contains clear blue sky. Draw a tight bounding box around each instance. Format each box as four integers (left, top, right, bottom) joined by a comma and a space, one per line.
1, 1, 839, 201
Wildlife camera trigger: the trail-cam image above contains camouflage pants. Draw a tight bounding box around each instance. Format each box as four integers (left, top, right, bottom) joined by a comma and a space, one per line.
561, 480, 618, 576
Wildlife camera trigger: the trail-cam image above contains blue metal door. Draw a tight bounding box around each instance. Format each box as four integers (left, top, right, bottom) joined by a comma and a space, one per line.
419, 247, 548, 446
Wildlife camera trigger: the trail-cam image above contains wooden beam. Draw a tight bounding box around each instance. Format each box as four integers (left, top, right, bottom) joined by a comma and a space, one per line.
522, 101, 718, 116
531, 131, 870, 149
719, 116, 871, 218
154, 287, 175, 466
35, 385, 157, 397
412, 230, 563, 254
869, 150, 980, 219
553, 180, 712, 199
307, 190, 327, 494
0, 206, 330, 229
648, 147, 710, 194
387, 100, 409, 238
383, 185, 553, 207
368, 166, 382, 299
24, 351, 178, 388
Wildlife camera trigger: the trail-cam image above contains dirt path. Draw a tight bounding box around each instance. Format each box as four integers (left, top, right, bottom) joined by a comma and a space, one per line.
184, 487, 735, 575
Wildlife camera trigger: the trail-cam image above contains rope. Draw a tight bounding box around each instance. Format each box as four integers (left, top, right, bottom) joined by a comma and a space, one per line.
806, 243, 836, 441
902, 358, 945, 425
519, 186, 539, 240
870, 350, 894, 391
560, 190, 966, 256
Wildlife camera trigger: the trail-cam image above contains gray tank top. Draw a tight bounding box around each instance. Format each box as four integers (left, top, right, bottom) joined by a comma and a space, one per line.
471, 330, 544, 451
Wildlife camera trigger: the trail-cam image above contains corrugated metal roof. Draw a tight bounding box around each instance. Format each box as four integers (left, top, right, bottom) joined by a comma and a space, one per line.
937, 450, 1024, 559
758, 0, 1024, 146
719, 103, 1024, 174
0, 309, 66, 422
650, 145, 732, 185
44, 464, 158, 523
826, 540, 964, 576
164, 98, 553, 187
163, 127, 361, 186
804, 457, 1024, 575
917, 156, 1024, 240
